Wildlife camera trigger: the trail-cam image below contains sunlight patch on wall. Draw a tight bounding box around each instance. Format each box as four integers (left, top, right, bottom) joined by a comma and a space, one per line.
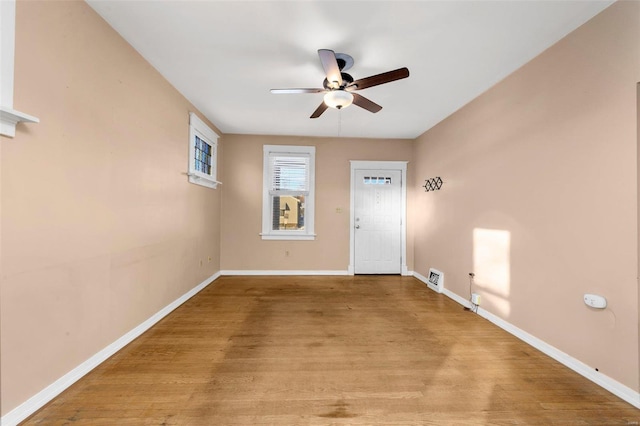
473, 228, 511, 317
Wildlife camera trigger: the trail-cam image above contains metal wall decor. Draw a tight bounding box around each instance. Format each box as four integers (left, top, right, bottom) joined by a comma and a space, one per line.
423, 177, 443, 192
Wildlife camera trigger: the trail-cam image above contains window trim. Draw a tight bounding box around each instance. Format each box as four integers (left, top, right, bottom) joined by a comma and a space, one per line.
1, 0, 39, 138
187, 112, 220, 189
261, 145, 316, 240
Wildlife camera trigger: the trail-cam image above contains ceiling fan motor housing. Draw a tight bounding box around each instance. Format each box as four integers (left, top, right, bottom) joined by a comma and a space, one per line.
323, 73, 354, 90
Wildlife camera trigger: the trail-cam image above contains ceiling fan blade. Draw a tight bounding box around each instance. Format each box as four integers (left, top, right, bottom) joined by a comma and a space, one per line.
310, 102, 329, 119
351, 67, 410, 91
271, 88, 325, 94
352, 93, 383, 113
318, 49, 343, 88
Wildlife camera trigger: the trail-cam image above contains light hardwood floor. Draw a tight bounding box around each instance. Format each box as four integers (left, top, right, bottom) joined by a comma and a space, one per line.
24, 276, 639, 425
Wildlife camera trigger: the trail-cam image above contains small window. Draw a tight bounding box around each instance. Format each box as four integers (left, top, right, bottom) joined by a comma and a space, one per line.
188, 112, 219, 189
364, 176, 392, 185
262, 145, 315, 240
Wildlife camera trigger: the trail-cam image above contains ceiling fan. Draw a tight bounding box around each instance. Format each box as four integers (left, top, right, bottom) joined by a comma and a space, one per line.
271, 49, 410, 119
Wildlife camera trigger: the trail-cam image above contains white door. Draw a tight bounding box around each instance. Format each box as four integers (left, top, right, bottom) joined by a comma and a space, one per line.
354, 169, 402, 274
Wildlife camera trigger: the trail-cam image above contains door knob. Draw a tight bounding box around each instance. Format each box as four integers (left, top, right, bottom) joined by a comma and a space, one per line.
355, 225, 360, 229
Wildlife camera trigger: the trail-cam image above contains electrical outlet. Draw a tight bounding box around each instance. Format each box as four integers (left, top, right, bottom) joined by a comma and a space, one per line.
471, 293, 481, 305
208, 256, 212, 263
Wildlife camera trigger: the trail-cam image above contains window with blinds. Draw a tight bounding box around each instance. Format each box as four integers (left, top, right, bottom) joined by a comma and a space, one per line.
262, 145, 316, 240
269, 154, 310, 194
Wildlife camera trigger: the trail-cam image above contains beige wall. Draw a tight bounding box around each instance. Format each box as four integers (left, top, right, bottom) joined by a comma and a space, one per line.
0, 0, 222, 414
220, 134, 414, 272
412, 1, 639, 390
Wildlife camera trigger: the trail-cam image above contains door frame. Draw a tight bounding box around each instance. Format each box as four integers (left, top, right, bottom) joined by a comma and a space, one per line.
348, 160, 408, 275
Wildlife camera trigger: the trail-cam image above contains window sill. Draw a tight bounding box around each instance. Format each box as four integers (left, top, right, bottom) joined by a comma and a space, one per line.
186, 172, 221, 189
260, 234, 316, 241
1, 106, 39, 138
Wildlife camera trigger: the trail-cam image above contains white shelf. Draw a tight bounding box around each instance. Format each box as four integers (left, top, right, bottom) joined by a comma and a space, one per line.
1, 106, 39, 138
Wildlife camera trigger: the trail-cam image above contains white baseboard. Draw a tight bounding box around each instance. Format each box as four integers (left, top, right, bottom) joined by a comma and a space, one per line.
220, 270, 350, 276
411, 272, 640, 409
475, 305, 640, 409
1, 271, 221, 426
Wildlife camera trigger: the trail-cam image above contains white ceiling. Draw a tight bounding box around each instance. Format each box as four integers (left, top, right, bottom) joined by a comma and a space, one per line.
86, 0, 613, 140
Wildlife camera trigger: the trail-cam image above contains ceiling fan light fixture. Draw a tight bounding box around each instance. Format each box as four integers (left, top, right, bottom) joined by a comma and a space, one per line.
324, 90, 353, 109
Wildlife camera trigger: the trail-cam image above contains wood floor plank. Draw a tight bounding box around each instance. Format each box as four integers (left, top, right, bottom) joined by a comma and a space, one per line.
22, 275, 639, 425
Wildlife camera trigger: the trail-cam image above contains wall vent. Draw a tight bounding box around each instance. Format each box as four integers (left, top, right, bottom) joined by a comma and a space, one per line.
427, 268, 444, 293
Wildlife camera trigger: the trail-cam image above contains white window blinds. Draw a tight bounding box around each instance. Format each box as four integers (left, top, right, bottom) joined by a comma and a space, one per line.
268, 154, 310, 194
